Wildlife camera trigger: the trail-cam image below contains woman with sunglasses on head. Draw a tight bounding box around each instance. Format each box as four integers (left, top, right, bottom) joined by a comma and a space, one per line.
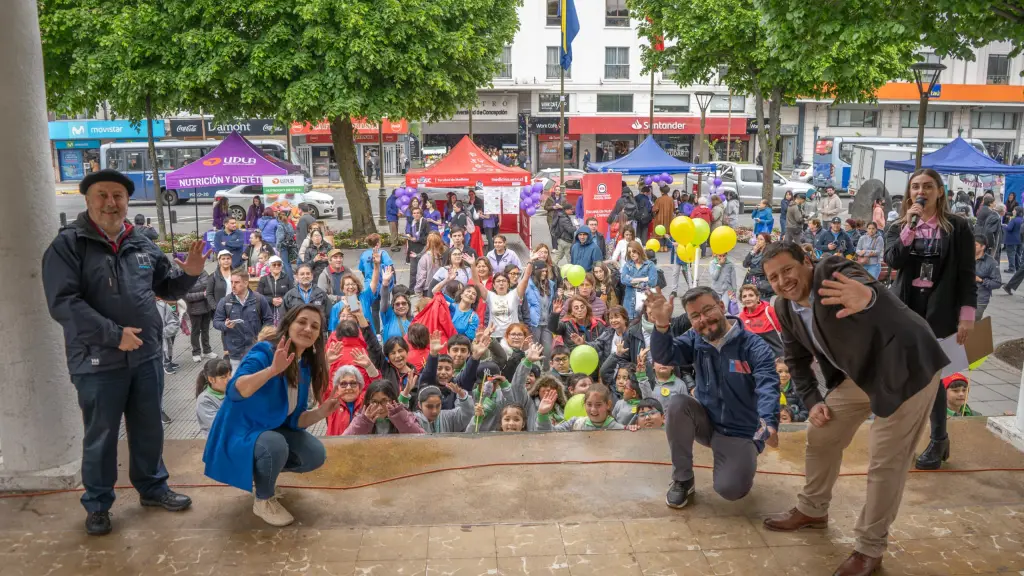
884, 168, 976, 471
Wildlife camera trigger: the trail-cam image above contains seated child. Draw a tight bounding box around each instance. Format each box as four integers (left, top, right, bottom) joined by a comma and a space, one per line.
612, 377, 644, 426
411, 382, 475, 433
523, 348, 567, 430
195, 358, 232, 435
474, 403, 528, 432
776, 357, 807, 423
612, 362, 637, 402
343, 380, 425, 435
627, 398, 666, 431
466, 357, 529, 432
944, 373, 974, 417
550, 345, 572, 382
636, 348, 688, 398
536, 383, 624, 431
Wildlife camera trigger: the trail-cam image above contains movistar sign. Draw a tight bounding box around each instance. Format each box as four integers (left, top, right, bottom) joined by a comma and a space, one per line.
48, 120, 166, 140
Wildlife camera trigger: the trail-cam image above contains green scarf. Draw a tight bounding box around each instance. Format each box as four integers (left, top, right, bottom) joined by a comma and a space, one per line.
206, 385, 225, 400
585, 416, 617, 429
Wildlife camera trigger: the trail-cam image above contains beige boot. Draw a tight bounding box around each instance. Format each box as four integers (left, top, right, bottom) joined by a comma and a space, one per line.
252, 494, 294, 527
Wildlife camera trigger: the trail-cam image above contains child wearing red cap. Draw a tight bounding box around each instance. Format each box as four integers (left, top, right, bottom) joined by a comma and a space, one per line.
943, 373, 974, 417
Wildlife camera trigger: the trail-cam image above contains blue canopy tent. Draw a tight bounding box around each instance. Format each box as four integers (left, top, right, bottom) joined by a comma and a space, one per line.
587, 135, 717, 175
884, 138, 1024, 175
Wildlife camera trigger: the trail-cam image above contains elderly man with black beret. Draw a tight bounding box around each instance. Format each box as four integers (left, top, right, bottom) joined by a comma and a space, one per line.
42, 169, 208, 536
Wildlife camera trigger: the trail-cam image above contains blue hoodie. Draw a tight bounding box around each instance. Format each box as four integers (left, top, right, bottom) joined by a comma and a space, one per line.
650, 318, 780, 449
570, 226, 604, 272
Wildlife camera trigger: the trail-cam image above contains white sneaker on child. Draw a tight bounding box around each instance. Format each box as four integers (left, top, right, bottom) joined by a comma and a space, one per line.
192, 355, 202, 362
253, 494, 293, 527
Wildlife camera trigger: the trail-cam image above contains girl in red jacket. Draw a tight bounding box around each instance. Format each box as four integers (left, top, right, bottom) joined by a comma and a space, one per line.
736, 284, 782, 357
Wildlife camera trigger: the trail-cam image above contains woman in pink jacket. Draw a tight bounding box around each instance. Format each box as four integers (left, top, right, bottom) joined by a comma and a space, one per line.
342, 380, 424, 435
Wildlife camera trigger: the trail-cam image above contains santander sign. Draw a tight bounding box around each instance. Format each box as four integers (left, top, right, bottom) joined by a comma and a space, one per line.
631, 119, 687, 131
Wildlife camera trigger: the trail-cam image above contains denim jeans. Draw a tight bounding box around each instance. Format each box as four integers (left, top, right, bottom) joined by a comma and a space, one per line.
1006, 244, 1022, 272
70, 357, 169, 513
862, 263, 882, 280
253, 426, 326, 499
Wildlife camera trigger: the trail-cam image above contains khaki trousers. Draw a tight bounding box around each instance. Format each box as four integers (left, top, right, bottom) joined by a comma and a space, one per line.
796, 373, 940, 558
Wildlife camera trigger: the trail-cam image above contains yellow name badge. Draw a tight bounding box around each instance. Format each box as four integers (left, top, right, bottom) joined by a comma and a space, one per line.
780, 392, 788, 406
631, 406, 637, 413
661, 387, 670, 397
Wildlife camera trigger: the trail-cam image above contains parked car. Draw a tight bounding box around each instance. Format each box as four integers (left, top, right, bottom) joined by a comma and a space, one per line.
790, 162, 813, 183
534, 168, 585, 181
216, 186, 336, 221
685, 162, 815, 212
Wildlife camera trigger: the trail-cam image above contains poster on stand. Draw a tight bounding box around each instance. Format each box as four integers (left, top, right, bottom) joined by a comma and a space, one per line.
581, 173, 621, 236
501, 187, 520, 214
483, 187, 502, 215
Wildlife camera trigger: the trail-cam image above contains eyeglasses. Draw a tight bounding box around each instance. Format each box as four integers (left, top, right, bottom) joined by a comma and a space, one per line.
687, 304, 720, 322
337, 380, 360, 389
638, 410, 661, 419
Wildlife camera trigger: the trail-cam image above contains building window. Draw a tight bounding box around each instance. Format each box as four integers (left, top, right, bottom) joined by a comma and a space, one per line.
546, 47, 570, 79
606, 0, 628, 27
596, 94, 634, 113
605, 47, 630, 79
900, 110, 950, 129
972, 111, 1018, 130
827, 109, 879, 127
496, 46, 512, 79
709, 95, 744, 112
988, 54, 1010, 85
653, 94, 690, 113
546, 0, 560, 26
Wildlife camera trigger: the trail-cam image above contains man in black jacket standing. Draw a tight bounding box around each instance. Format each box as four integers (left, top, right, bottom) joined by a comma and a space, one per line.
760, 242, 947, 576
42, 169, 207, 536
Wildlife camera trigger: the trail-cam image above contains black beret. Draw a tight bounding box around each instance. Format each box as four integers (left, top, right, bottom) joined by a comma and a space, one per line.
79, 169, 135, 196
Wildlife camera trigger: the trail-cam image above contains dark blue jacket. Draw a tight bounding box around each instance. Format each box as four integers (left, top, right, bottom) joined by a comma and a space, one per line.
213, 291, 274, 359
651, 319, 780, 447
1003, 216, 1023, 246
42, 212, 198, 375
570, 226, 604, 272
814, 228, 854, 257
214, 229, 245, 268
386, 193, 400, 222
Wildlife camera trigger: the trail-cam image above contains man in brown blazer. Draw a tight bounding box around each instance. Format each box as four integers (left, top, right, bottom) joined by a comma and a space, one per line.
760, 242, 948, 576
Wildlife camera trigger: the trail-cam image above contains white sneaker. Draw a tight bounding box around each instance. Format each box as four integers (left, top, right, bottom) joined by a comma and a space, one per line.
253, 495, 293, 527
192, 355, 202, 363
204, 352, 218, 360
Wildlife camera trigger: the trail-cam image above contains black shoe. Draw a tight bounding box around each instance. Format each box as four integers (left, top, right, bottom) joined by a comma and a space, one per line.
140, 490, 192, 512
1004, 285, 1014, 296
85, 511, 112, 536
163, 366, 177, 375
161, 410, 172, 425
169, 362, 180, 369
666, 478, 695, 509
915, 437, 950, 470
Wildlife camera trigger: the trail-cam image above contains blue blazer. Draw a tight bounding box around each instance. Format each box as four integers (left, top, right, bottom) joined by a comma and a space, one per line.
203, 341, 312, 492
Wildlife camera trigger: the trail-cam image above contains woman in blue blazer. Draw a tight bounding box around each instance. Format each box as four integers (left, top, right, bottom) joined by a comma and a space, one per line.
203, 304, 339, 527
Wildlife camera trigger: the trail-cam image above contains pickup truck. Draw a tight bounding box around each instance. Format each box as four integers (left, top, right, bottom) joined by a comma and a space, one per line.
685, 162, 815, 212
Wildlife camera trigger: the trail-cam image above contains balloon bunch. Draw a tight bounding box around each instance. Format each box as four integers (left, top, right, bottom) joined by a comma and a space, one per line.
519, 182, 544, 217
643, 172, 674, 187
707, 176, 726, 202
394, 185, 419, 211
662, 215, 738, 284
559, 262, 587, 287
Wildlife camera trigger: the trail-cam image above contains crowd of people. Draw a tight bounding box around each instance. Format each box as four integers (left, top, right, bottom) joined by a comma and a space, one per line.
45, 165, 998, 575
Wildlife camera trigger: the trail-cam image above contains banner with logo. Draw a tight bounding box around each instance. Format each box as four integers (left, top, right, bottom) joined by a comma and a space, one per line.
581, 173, 621, 237
48, 120, 165, 140
169, 119, 287, 137
165, 132, 293, 189
260, 175, 305, 195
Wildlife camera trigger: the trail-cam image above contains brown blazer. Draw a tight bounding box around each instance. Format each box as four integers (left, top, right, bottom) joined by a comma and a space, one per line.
773, 256, 948, 418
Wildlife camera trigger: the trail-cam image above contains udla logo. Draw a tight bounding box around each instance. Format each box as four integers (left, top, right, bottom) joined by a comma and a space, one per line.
631, 119, 643, 130
202, 158, 223, 166
271, 178, 280, 185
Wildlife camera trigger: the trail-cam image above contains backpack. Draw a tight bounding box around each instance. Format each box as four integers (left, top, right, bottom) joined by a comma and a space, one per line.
635, 195, 653, 224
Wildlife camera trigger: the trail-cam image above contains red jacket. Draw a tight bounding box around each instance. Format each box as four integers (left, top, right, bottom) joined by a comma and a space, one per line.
690, 206, 712, 225
737, 300, 780, 335
324, 331, 374, 436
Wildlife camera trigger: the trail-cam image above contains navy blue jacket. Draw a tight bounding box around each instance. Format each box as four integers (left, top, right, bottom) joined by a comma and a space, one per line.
814, 228, 854, 257
214, 229, 245, 268
43, 212, 198, 375
213, 291, 274, 359
1003, 216, 1023, 246
651, 319, 780, 446
386, 193, 400, 222
570, 226, 604, 272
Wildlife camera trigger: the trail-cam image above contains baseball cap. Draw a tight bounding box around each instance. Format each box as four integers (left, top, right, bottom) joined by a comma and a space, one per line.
328, 248, 344, 259
217, 249, 233, 258
942, 373, 969, 389
830, 217, 842, 224
268, 255, 283, 264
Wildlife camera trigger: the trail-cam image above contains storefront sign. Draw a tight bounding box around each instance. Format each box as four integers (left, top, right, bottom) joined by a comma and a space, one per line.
291, 118, 409, 136
48, 120, 165, 140
745, 119, 798, 136
453, 94, 519, 121
746, 118, 762, 134
169, 119, 287, 137
54, 139, 101, 149
581, 173, 621, 237
538, 93, 571, 113
260, 175, 305, 195
529, 117, 567, 134
569, 116, 747, 135
537, 134, 579, 141
354, 133, 400, 144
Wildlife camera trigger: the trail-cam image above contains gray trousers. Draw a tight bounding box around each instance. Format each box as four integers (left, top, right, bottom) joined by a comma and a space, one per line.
665, 393, 758, 501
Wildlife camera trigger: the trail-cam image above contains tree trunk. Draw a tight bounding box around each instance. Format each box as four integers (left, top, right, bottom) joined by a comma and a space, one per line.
145, 94, 168, 240
330, 115, 377, 237
752, 87, 771, 203
755, 86, 783, 203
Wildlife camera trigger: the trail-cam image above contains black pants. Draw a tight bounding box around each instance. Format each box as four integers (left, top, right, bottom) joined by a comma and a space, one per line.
1007, 267, 1024, 292
637, 222, 650, 243
71, 357, 169, 513
483, 227, 496, 253
409, 254, 421, 293
189, 312, 212, 355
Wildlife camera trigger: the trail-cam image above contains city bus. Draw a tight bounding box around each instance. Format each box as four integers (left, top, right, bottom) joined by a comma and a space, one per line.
813, 136, 987, 193
100, 139, 289, 204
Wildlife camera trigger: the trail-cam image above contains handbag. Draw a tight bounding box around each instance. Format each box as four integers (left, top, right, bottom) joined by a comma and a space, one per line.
634, 289, 648, 313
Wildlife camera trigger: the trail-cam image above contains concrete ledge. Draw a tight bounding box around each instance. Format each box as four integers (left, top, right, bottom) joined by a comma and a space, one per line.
0, 459, 81, 492
988, 415, 1024, 453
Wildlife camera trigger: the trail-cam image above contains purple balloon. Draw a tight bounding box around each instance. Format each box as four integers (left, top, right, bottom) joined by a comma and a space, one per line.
713, 178, 723, 187
660, 172, 670, 182
718, 193, 726, 202
665, 175, 674, 184
531, 182, 544, 194
526, 206, 537, 216
644, 176, 653, 186
531, 191, 542, 202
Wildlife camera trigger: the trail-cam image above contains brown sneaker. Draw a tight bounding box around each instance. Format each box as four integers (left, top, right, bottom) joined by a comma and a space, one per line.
763, 507, 828, 531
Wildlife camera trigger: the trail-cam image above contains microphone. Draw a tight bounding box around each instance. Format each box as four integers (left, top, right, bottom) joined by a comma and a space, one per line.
909, 196, 927, 230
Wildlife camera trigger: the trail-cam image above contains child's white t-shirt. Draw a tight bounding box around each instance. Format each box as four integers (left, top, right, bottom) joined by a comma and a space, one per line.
487, 291, 520, 338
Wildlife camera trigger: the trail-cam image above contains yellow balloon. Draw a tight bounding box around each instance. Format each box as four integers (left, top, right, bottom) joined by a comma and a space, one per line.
669, 216, 695, 245
676, 243, 697, 263
645, 239, 661, 252
709, 226, 738, 254
691, 218, 711, 246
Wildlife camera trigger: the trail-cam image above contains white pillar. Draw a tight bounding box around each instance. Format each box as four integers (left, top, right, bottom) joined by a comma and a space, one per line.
0, 0, 82, 489
1017, 367, 1024, 434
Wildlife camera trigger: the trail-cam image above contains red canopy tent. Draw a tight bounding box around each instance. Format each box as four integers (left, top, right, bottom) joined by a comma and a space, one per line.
405, 136, 533, 246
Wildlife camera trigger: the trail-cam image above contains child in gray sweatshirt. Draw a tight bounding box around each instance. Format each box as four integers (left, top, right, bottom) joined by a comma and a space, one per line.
410, 384, 475, 434
536, 383, 624, 431
195, 358, 232, 436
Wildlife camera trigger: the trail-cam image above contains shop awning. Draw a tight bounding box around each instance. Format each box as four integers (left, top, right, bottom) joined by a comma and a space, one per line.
405, 136, 530, 187
587, 135, 717, 175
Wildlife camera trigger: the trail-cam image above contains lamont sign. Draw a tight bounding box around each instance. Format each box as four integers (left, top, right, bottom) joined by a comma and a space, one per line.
169, 119, 287, 137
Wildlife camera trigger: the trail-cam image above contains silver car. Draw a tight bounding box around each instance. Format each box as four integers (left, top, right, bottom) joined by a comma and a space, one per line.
790, 162, 813, 183
215, 185, 336, 220
689, 162, 815, 212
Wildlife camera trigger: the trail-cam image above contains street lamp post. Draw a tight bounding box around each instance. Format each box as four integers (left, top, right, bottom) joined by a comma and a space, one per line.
910, 62, 946, 170
378, 120, 386, 225
694, 91, 715, 196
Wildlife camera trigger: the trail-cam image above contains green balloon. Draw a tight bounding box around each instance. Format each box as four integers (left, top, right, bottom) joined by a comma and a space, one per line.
564, 394, 587, 419
692, 217, 711, 245
569, 344, 599, 375
566, 264, 586, 287
654, 224, 666, 236
560, 263, 572, 278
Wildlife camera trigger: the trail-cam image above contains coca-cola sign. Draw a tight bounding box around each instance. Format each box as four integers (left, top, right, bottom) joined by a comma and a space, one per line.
169, 119, 287, 137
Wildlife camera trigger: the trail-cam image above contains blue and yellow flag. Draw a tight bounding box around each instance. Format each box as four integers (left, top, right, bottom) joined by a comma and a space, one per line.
559, 0, 579, 71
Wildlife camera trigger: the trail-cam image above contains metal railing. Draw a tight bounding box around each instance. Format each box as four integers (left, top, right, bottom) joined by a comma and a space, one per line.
604, 65, 629, 80
988, 74, 1010, 85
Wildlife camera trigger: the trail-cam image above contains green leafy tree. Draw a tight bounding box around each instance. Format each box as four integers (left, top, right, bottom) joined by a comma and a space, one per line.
633, 0, 914, 202
175, 0, 521, 236
40, 0, 183, 238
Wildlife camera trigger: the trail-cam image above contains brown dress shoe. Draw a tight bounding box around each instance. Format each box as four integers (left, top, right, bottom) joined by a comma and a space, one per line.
832, 551, 881, 576
763, 507, 828, 531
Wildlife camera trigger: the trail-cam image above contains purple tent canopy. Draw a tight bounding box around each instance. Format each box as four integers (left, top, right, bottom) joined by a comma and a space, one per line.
165, 131, 299, 189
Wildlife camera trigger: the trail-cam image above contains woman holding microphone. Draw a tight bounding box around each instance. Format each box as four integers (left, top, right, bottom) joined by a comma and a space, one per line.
884, 168, 976, 470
